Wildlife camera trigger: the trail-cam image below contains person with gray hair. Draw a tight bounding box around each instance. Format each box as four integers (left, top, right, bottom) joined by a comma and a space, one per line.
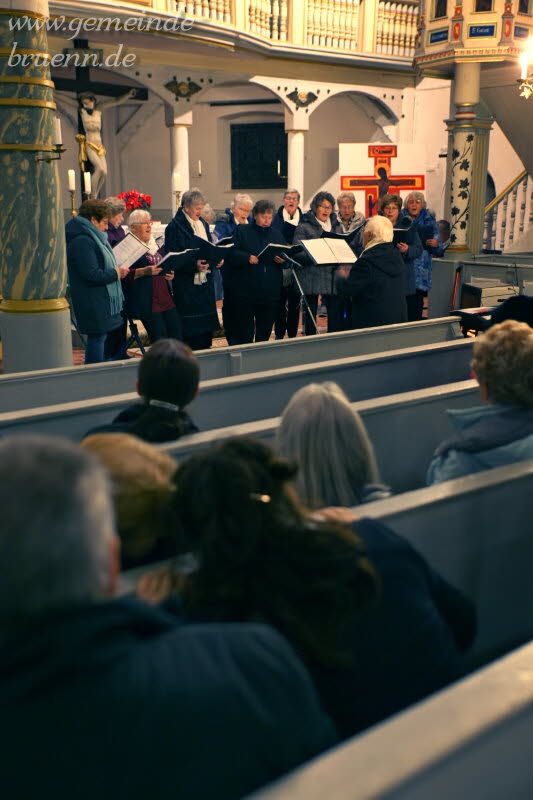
127, 209, 182, 344
336, 215, 407, 328
0, 435, 336, 798
400, 191, 443, 320
277, 382, 389, 508
165, 188, 220, 350
105, 196, 127, 248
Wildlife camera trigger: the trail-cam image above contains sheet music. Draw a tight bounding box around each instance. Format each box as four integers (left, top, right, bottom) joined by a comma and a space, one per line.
113, 232, 150, 270
301, 238, 338, 265
325, 238, 357, 264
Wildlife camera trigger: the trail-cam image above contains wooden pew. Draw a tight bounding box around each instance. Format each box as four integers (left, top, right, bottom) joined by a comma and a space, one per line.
0, 317, 462, 412
0, 339, 473, 441
162, 380, 479, 493
253, 637, 533, 800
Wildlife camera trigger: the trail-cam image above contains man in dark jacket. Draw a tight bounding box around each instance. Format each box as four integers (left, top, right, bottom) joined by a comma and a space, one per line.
336, 215, 408, 328
272, 189, 303, 339
0, 436, 336, 800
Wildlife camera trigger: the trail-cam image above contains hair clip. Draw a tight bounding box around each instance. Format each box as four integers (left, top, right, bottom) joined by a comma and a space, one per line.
250, 493, 271, 504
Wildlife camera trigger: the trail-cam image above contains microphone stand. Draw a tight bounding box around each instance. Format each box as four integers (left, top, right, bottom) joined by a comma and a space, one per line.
282, 254, 320, 335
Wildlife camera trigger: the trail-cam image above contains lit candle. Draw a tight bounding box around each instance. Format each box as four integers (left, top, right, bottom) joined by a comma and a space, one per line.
277, 160, 281, 176
53, 117, 62, 146
521, 52, 529, 80
198, 160, 202, 176
173, 172, 180, 192
84, 171, 91, 195
68, 169, 76, 192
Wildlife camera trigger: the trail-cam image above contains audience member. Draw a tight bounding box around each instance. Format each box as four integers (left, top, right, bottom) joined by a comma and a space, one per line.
277, 382, 390, 507
82, 433, 178, 569
272, 189, 303, 340
165, 189, 220, 350
427, 320, 533, 483
85, 339, 199, 443
223, 199, 287, 344
66, 199, 129, 364
336, 215, 408, 328
141, 437, 476, 739
0, 435, 336, 799
293, 191, 344, 334
127, 209, 181, 344
401, 192, 443, 320
380, 193, 423, 321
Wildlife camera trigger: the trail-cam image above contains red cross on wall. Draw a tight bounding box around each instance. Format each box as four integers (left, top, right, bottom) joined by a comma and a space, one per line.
341, 145, 425, 217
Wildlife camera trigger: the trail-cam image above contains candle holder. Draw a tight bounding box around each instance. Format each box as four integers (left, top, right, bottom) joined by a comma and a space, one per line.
69, 190, 78, 217
35, 144, 66, 163
174, 189, 181, 208
518, 76, 533, 99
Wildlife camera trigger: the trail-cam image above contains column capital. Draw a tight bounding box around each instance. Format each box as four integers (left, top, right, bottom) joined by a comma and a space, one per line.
164, 106, 193, 128
284, 108, 309, 132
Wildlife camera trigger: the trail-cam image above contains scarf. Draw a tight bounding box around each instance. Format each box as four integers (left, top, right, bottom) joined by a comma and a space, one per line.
146, 236, 160, 256
184, 211, 209, 285
75, 216, 123, 315
282, 208, 301, 226
317, 216, 332, 232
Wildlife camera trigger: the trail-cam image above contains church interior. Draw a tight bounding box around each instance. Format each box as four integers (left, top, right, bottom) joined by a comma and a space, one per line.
1, 0, 533, 797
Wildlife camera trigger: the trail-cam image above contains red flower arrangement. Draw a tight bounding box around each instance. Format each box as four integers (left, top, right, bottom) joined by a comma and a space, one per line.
118, 189, 152, 212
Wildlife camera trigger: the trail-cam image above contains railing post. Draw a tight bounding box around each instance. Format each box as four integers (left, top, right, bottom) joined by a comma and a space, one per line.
234, 0, 247, 30
361, 0, 378, 53
290, 0, 305, 43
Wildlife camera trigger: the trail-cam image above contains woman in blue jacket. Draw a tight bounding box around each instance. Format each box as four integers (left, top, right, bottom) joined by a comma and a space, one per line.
401, 191, 444, 321
66, 200, 129, 364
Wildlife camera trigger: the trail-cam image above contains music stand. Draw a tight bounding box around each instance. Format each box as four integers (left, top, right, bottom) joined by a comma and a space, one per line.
283, 254, 320, 335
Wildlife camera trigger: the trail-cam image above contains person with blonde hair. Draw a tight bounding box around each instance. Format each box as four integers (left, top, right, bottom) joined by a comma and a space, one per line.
427, 320, 533, 484
277, 382, 390, 508
82, 433, 178, 569
335, 215, 407, 328
401, 191, 443, 320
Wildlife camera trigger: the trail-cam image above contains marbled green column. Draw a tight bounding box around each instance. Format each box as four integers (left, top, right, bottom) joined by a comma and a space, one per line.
0, 0, 71, 372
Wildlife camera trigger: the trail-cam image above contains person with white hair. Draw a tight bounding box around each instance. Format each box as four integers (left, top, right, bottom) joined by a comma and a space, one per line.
336, 215, 407, 328
272, 189, 303, 339
214, 193, 254, 240
0, 435, 337, 798
128, 209, 182, 344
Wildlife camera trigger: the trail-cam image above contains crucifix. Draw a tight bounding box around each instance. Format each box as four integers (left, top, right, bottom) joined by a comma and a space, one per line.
341, 145, 425, 217
53, 39, 148, 199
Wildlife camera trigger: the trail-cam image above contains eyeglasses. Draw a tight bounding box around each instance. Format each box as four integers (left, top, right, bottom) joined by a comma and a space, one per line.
317, 204, 333, 211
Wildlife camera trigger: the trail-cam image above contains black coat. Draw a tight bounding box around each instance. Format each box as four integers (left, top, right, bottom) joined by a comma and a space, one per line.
223, 222, 286, 305
66, 217, 123, 335
165, 209, 218, 337
393, 217, 423, 296
311, 518, 476, 737
271, 206, 303, 244
337, 241, 408, 328
0, 597, 336, 799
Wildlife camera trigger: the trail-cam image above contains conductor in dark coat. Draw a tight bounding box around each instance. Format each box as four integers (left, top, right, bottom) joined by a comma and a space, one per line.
165, 189, 221, 351
336, 215, 408, 329
223, 199, 287, 345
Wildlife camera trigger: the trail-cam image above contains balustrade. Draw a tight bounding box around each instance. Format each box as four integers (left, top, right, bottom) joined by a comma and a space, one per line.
376, 0, 418, 57
305, 0, 360, 51
483, 170, 532, 252
181, 0, 231, 22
